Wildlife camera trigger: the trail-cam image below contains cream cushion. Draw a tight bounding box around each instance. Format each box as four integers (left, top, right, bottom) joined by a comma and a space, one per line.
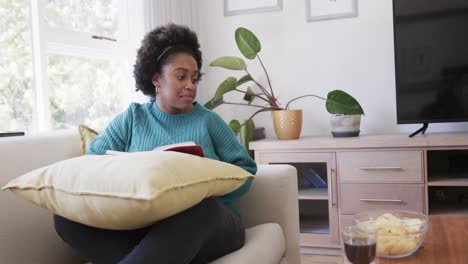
78, 125, 99, 155
2, 151, 253, 230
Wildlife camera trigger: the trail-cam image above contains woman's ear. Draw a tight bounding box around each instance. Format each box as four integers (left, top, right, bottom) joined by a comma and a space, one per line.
151, 73, 160, 87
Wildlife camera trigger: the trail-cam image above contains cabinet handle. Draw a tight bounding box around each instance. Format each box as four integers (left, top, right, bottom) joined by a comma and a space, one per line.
331, 168, 337, 207
359, 166, 402, 170
360, 198, 404, 203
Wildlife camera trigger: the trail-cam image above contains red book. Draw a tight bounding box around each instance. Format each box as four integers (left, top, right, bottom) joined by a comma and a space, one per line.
106, 141, 205, 157
161, 145, 205, 157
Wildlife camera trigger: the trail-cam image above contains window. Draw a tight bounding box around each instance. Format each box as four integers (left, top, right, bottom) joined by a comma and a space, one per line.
0, 0, 143, 133
0, 0, 34, 132
44, 0, 119, 38
47, 54, 124, 129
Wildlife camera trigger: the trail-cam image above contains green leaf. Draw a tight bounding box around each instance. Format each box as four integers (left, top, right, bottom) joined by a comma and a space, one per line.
236, 74, 252, 86
204, 76, 244, 110
229, 120, 241, 135
235, 27, 261, 60
240, 120, 255, 156
210, 56, 246, 70
204, 96, 224, 110
214, 77, 237, 99
243, 87, 255, 104
326, 90, 365, 115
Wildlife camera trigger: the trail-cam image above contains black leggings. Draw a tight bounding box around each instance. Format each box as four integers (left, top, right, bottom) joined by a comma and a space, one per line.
53, 198, 245, 264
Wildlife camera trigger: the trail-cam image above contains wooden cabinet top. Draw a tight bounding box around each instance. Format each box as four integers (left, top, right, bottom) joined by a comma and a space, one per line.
250, 132, 468, 150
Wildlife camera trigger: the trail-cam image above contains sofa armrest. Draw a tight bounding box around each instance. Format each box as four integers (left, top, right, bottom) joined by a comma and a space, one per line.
237, 164, 300, 264
0, 130, 83, 264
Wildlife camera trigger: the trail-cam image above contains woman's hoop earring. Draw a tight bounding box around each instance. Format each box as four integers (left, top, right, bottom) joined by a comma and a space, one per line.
155, 85, 159, 94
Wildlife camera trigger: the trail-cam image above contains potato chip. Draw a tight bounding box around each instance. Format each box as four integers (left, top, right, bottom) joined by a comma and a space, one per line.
359, 213, 424, 256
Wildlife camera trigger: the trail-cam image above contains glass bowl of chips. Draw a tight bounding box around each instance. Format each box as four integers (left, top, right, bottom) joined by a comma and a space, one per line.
353, 210, 428, 258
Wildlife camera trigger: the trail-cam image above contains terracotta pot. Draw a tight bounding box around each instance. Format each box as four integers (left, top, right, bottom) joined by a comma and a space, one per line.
272, 110, 303, 140
330, 114, 361, 137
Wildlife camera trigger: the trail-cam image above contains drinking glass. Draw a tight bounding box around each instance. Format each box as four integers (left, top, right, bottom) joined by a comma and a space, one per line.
342, 224, 377, 264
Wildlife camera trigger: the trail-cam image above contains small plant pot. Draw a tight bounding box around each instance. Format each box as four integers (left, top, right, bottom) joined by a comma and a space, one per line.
330, 114, 361, 137
272, 110, 303, 140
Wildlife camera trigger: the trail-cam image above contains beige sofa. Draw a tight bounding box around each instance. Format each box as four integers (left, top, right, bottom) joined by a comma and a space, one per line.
0, 130, 300, 264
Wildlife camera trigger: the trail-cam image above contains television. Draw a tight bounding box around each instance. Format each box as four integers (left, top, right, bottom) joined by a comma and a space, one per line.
393, 0, 468, 136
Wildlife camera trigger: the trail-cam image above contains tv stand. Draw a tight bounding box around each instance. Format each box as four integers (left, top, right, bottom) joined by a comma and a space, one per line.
409, 123, 428, 137
250, 132, 468, 255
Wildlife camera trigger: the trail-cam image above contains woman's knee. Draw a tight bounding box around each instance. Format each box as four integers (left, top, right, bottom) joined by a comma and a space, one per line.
53, 215, 101, 249
194, 198, 219, 212
53, 214, 77, 243
184, 198, 224, 222
53, 215, 143, 263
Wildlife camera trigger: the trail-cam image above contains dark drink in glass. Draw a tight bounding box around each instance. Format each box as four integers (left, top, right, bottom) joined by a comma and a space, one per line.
344, 238, 377, 264
342, 225, 377, 264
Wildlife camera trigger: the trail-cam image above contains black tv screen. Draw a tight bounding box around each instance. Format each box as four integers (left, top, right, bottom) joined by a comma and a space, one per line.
393, 0, 468, 124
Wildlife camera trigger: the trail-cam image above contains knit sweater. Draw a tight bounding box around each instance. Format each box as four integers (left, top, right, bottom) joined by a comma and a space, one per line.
87, 101, 257, 214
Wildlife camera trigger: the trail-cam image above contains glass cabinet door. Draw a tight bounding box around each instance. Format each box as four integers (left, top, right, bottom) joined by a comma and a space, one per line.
257, 152, 339, 250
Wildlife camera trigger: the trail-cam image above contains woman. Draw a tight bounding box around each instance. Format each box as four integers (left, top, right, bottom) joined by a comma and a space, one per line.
53, 23, 257, 264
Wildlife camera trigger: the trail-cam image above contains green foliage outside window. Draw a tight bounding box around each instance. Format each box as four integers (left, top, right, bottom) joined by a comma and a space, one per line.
0, 0, 33, 132
1, 0, 125, 133
48, 55, 122, 130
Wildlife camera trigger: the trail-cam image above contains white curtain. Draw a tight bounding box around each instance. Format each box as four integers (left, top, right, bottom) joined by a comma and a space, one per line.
143, 0, 195, 32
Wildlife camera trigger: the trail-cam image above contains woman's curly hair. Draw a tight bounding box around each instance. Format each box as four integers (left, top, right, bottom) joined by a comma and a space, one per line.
133, 23, 202, 98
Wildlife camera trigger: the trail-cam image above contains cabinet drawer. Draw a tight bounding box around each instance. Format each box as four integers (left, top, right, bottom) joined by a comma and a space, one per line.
340, 183, 424, 214
338, 150, 423, 183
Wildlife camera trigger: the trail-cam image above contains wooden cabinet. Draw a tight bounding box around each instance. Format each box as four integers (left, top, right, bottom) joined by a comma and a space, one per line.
337, 150, 425, 233
250, 132, 468, 256
256, 151, 340, 253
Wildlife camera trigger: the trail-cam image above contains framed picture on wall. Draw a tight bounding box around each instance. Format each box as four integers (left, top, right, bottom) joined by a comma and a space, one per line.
306, 0, 358, 22
224, 0, 283, 16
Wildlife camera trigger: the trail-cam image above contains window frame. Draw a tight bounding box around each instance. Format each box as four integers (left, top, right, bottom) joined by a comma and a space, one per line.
27, 0, 142, 132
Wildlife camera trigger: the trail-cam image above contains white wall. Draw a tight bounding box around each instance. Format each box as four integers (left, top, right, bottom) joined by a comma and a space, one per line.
191, 0, 468, 137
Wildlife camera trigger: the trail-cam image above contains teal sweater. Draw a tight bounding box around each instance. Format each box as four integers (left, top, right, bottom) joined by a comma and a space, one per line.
87, 101, 257, 214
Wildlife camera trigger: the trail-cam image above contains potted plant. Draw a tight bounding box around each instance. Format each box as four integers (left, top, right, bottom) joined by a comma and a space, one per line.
204, 27, 364, 140
325, 90, 365, 137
